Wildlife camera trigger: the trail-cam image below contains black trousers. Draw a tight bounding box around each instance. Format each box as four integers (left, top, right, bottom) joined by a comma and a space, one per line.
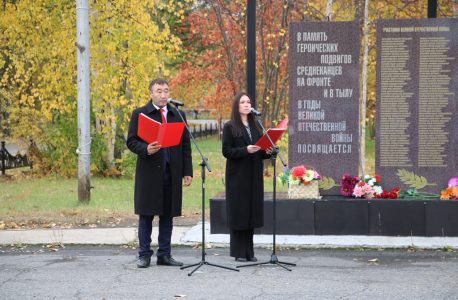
138, 163, 173, 259
230, 228, 255, 258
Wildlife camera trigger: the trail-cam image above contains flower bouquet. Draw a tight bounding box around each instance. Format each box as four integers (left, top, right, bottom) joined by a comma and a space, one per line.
440, 178, 458, 200
340, 174, 384, 199
278, 166, 321, 199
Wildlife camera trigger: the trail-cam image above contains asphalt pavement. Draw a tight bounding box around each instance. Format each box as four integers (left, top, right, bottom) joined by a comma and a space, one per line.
1, 222, 458, 299
1, 245, 457, 299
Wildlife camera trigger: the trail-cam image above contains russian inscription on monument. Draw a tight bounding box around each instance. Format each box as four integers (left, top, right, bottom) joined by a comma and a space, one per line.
289, 22, 361, 195
375, 19, 458, 194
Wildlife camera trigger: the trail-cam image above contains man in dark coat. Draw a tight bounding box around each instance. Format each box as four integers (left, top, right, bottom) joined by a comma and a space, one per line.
127, 78, 193, 268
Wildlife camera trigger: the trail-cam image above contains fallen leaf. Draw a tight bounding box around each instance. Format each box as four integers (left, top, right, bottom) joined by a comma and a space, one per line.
0, 224, 5, 230
49, 248, 58, 252
368, 258, 378, 262
213, 253, 220, 256
174, 295, 186, 298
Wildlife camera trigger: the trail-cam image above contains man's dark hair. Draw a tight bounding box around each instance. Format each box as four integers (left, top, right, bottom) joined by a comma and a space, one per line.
148, 78, 169, 91
229, 92, 262, 137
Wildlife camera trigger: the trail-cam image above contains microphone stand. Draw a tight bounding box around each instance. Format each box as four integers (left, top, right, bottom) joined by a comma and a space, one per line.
236, 113, 296, 271
173, 104, 239, 276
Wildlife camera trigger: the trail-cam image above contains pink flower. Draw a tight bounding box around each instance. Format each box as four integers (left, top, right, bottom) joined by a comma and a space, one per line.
313, 171, 321, 180
448, 177, 458, 188
353, 186, 364, 198
364, 184, 373, 195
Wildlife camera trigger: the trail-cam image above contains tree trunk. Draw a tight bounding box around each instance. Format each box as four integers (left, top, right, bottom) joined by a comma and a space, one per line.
454, 0, 458, 18
326, 0, 333, 21
360, 0, 369, 178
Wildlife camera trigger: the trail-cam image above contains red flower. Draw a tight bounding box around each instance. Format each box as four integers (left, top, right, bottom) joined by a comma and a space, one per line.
359, 182, 365, 187
389, 191, 398, 199
374, 175, 380, 182
381, 190, 389, 198
301, 179, 310, 185
291, 166, 306, 178
392, 188, 400, 194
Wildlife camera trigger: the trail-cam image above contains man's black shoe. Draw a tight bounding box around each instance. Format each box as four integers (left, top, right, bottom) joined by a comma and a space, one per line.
235, 257, 248, 262
157, 255, 183, 266
137, 256, 151, 268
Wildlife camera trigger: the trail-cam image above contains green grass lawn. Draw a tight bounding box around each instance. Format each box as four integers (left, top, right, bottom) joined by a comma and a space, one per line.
0, 136, 288, 227
0, 135, 374, 228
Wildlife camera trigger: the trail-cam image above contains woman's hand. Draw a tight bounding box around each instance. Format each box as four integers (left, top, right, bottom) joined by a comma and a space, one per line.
247, 145, 261, 154
265, 147, 274, 155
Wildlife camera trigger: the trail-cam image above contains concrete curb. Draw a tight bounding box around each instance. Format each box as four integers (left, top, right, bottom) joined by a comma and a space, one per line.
1, 222, 458, 249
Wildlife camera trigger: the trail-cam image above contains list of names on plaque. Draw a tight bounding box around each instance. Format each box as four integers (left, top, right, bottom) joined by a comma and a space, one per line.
376, 18, 458, 194
418, 37, 452, 167
379, 38, 413, 167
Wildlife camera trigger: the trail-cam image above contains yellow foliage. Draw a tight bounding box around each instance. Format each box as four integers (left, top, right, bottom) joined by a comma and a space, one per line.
1, 0, 184, 145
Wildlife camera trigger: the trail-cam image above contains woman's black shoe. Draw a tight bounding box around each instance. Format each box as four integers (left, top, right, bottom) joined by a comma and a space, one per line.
248, 257, 257, 262
235, 257, 248, 262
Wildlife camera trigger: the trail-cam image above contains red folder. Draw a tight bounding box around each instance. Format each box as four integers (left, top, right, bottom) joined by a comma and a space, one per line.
137, 113, 185, 147
254, 116, 288, 150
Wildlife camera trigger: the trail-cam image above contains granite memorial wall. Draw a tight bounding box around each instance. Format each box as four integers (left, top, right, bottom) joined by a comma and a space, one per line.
375, 18, 458, 194
288, 22, 361, 195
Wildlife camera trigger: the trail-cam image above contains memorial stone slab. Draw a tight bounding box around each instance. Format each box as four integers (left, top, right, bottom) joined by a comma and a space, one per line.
375, 18, 458, 194
289, 22, 361, 195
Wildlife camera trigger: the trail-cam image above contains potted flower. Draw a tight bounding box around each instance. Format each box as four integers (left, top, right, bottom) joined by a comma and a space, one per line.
278, 166, 321, 199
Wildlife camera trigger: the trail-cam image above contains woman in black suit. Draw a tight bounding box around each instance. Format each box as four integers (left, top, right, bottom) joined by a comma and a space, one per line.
222, 92, 272, 262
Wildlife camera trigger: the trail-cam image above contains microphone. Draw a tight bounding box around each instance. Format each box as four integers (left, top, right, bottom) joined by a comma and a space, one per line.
167, 98, 184, 106
249, 107, 261, 116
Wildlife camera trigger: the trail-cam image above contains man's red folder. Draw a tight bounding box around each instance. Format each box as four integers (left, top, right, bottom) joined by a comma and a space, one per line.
137, 113, 185, 147
254, 116, 288, 150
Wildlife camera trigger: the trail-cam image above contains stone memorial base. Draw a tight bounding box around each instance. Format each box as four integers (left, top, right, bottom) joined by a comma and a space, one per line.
210, 192, 458, 237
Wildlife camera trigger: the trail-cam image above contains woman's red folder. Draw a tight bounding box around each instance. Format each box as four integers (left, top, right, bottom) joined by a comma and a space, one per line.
137, 113, 185, 147
254, 116, 288, 150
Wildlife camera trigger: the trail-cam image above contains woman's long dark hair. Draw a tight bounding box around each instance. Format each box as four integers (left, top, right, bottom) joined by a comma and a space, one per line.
229, 92, 262, 137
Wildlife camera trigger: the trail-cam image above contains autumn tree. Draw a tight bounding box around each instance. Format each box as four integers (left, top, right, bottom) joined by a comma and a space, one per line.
0, 0, 187, 175
170, 0, 308, 127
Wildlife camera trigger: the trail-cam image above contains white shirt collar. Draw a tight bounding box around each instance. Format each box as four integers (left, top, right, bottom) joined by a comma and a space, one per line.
152, 102, 168, 113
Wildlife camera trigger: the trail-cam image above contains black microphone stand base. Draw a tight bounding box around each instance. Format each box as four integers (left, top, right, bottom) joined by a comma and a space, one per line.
181, 260, 239, 276
237, 253, 296, 271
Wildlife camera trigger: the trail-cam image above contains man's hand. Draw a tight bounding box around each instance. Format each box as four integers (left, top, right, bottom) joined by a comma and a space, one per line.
147, 142, 161, 155
183, 176, 192, 187
247, 145, 261, 154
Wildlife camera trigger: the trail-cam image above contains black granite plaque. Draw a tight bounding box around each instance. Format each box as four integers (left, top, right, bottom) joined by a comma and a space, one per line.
288, 22, 361, 195
375, 19, 458, 194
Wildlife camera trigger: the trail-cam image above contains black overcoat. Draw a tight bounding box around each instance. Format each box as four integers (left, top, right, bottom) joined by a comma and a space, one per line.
126, 101, 193, 216
222, 121, 269, 230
